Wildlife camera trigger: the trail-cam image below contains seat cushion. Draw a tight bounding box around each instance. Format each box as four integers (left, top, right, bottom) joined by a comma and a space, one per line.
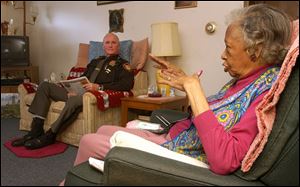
51, 101, 66, 113
64, 161, 103, 186
24, 93, 34, 106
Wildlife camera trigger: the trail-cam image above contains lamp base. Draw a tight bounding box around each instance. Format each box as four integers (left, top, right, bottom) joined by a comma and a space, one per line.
156, 70, 170, 96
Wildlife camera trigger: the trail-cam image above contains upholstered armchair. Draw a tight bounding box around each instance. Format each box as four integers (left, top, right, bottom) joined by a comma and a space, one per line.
65, 56, 299, 186
18, 38, 149, 146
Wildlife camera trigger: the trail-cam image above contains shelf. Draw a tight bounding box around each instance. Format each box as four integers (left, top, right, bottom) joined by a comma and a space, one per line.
1, 66, 39, 93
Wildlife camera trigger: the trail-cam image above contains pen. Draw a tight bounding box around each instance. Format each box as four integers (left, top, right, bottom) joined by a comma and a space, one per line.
197, 70, 203, 78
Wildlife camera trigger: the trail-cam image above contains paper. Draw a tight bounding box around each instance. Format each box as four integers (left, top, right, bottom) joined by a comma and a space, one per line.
59, 76, 90, 95
126, 120, 163, 131
110, 131, 209, 169
88, 157, 104, 172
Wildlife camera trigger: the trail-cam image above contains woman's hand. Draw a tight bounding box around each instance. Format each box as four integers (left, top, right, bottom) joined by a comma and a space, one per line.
149, 53, 185, 76
149, 53, 209, 116
82, 83, 99, 92
149, 53, 188, 91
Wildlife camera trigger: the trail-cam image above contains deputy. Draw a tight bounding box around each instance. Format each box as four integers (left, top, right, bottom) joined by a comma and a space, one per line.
11, 33, 134, 149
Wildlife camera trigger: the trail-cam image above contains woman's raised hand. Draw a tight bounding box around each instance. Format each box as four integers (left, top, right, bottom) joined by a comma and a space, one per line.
149, 53, 189, 91
149, 53, 185, 76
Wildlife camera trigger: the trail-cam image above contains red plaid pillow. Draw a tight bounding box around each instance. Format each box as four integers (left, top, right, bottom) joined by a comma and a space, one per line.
89, 90, 133, 111
67, 67, 86, 80
22, 83, 38, 93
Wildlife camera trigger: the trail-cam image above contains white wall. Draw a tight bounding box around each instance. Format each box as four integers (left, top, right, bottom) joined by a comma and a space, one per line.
1, 1, 24, 35
2, 1, 244, 96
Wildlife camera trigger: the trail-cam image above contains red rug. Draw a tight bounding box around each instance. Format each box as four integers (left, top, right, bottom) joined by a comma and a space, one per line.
4, 138, 68, 158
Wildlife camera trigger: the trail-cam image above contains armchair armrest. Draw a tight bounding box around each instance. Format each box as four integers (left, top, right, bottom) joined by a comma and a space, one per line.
18, 83, 36, 131
18, 84, 28, 96
18, 83, 38, 99
81, 91, 122, 133
83, 92, 97, 104
103, 147, 263, 186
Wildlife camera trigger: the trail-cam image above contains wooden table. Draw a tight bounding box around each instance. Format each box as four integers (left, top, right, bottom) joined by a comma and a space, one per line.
121, 96, 188, 126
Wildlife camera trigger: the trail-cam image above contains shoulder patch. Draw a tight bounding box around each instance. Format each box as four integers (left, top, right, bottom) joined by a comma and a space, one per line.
122, 63, 131, 72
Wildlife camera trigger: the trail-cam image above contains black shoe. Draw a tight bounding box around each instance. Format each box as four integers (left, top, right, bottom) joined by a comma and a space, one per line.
24, 130, 56, 150
11, 134, 36, 147
30, 117, 45, 135
11, 117, 45, 147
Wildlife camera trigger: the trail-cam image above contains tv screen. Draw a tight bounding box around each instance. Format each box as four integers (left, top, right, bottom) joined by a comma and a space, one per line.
1, 35, 30, 67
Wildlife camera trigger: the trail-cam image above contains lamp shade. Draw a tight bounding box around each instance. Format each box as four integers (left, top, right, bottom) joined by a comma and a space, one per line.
151, 22, 182, 57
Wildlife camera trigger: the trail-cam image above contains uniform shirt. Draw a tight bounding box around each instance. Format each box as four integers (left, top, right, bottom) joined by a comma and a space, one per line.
82, 55, 134, 91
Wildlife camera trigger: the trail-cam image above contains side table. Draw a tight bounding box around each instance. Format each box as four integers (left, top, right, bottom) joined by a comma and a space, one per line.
121, 96, 188, 126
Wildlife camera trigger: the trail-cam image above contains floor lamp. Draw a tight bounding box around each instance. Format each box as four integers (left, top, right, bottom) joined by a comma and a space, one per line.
151, 22, 182, 96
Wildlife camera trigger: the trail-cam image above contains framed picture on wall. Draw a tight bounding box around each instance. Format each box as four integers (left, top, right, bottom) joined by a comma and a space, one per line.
175, 1, 197, 9
97, 1, 126, 6
109, 9, 124, 33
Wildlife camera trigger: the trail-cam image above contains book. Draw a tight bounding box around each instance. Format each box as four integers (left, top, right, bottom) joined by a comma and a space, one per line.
59, 76, 90, 95
88, 157, 104, 172
138, 115, 151, 122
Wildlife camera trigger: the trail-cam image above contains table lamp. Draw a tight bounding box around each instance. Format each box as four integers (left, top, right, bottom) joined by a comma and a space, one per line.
151, 22, 182, 96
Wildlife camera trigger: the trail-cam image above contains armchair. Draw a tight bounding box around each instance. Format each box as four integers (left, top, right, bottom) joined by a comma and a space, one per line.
64, 58, 299, 185
18, 39, 149, 146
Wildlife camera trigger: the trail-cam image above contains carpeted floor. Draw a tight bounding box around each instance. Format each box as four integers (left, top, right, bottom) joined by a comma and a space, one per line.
1, 118, 78, 186
1, 104, 20, 119
1, 93, 20, 119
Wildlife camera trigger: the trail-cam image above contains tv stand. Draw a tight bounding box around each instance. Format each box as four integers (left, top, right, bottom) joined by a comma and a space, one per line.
1, 66, 39, 93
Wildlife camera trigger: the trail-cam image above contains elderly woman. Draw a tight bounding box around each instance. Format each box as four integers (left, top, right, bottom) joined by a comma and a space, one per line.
69, 4, 291, 176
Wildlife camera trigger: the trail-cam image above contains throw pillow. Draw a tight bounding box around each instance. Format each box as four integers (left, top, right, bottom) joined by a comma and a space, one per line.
75, 43, 89, 68
67, 67, 87, 80
130, 38, 149, 70
88, 40, 133, 63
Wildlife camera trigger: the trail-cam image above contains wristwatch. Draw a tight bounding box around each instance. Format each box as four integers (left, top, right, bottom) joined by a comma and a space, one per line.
98, 84, 104, 91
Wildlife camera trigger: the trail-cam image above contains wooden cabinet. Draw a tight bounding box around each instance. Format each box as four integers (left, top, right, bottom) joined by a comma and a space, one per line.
1, 66, 39, 93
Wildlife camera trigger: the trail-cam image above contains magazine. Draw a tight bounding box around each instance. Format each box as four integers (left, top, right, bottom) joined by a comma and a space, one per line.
59, 76, 90, 95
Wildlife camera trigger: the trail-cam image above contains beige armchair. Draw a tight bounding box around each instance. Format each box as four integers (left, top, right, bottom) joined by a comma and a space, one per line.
18, 39, 149, 146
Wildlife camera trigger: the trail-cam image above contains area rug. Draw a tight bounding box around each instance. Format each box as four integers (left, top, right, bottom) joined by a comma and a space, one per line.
4, 138, 68, 158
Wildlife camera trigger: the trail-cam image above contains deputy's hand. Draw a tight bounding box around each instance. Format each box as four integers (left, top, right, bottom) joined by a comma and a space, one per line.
82, 83, 99, 91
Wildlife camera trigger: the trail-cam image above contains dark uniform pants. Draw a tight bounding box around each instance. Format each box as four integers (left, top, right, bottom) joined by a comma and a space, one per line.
29, 82, 83, 133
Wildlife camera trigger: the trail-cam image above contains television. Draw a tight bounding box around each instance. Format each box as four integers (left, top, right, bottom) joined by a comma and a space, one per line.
1, 35, 30, 67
